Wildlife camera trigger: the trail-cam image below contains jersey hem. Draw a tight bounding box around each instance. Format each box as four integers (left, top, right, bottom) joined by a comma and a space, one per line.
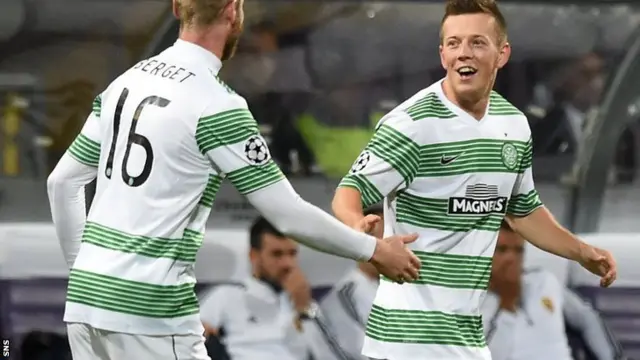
64, 303, 204, 336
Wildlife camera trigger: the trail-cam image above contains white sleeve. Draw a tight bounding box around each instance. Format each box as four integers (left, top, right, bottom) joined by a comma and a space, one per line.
195, 97, 376, 262
47, 95, 102, 269
507, 135, 544, 217
563, 289, 623, 360
337, 112, 421, 208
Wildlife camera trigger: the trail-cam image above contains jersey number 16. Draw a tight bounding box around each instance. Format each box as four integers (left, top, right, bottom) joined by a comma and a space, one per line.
105, 87, 170, 187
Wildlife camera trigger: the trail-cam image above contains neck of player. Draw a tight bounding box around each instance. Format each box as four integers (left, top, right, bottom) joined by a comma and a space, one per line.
178, 25, 226, 61
442, 77, 492, 120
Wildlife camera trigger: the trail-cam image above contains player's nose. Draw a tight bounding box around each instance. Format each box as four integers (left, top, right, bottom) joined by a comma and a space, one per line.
457, 43, 473, 59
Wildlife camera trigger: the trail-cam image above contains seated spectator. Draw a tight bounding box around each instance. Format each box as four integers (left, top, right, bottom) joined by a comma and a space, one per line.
482, 221, 625, 360
199, 217, 320, 360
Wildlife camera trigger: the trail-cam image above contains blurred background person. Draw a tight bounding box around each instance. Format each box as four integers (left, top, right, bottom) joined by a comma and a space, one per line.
319, 206, 383, 360
222, 20, 317, 176
482, 221, 625, 360
199, 217, 319, 360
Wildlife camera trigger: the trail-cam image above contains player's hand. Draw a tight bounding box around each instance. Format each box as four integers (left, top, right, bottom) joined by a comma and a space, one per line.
370, 234, 421, 284
355, 214, 382, 235
578, 243, 617, 287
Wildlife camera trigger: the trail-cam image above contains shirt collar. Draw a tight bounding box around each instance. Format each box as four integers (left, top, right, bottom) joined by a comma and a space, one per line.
172, 39, 223, 74
245, 276, 280, 303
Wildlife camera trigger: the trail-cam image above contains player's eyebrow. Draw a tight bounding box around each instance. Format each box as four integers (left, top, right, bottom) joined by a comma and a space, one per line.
445, 34, 494, 45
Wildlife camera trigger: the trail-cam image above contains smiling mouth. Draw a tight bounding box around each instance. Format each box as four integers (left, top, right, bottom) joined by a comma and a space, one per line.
456, 66, 478, 80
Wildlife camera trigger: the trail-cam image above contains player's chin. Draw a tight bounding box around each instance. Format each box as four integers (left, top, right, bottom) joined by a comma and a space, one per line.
454, 73, 480, 86
453, 82, 482, 99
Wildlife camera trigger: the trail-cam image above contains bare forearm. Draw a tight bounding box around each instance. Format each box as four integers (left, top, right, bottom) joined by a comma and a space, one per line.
506, 207, 583, 261
331, 187, 366, 227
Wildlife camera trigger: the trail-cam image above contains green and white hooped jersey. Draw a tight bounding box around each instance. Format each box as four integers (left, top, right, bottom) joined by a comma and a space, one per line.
63, 40, 284, 336
339, 79, 542, 360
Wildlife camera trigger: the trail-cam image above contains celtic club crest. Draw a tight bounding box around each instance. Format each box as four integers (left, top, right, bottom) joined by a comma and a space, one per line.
501, 142, 518, 170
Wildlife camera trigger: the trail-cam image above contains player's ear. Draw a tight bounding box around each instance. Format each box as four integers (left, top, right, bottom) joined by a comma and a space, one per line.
497, 41, 511, 69
439, 44, 446, 70
221, 0, 238, 25
172, 0, 179, 19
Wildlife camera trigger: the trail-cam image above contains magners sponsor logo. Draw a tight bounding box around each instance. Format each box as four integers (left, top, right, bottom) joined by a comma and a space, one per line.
447, 183, 507, 215
448, 197, 507, 215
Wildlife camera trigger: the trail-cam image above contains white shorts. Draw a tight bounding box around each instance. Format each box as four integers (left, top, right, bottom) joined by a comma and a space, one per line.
67, 322, 211, 360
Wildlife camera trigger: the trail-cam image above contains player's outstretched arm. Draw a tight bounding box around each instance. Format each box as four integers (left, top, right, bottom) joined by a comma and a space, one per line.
505, 137, 616, 287
506, 209, 616, 287
195, 97, 420, 282
47, 99, 102, 268
246, 182, 419, 282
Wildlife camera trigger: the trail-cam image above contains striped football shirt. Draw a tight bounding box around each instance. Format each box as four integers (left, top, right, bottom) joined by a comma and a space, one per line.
62, 39, 284, 336
338, 79, 543, 360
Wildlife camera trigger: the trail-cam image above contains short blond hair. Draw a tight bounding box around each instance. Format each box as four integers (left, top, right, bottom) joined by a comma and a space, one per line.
175, 0, 230, 28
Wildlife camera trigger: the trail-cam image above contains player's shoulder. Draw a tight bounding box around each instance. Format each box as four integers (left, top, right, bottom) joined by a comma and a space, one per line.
373, 86, 435, 131
200, 82, 249, 117
488, 91, 531, 140
196, 87, 253, 138
488, 91, 527, 120
396, 82, 457, 122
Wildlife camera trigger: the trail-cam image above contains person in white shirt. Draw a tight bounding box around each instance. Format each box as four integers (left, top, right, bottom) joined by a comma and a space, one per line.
319, 207, 383, 360
45, 0, 421, 358
200, 217, 324, 360
482, 221, 625, 360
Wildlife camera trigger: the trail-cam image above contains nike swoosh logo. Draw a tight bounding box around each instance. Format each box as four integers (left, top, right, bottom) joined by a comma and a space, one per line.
440, 154, 463, 165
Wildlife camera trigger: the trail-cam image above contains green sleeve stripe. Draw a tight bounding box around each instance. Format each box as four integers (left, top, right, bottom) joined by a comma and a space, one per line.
199, 174, 224, 207
195, 108, 258, 154
507, 189, 543, 216
338, 174, 383, 208
519, 138, 533, 170
227, 161, 285, 195
92, 95, 102, 117
366, 124, 420, 185
68, 134, 100, 167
